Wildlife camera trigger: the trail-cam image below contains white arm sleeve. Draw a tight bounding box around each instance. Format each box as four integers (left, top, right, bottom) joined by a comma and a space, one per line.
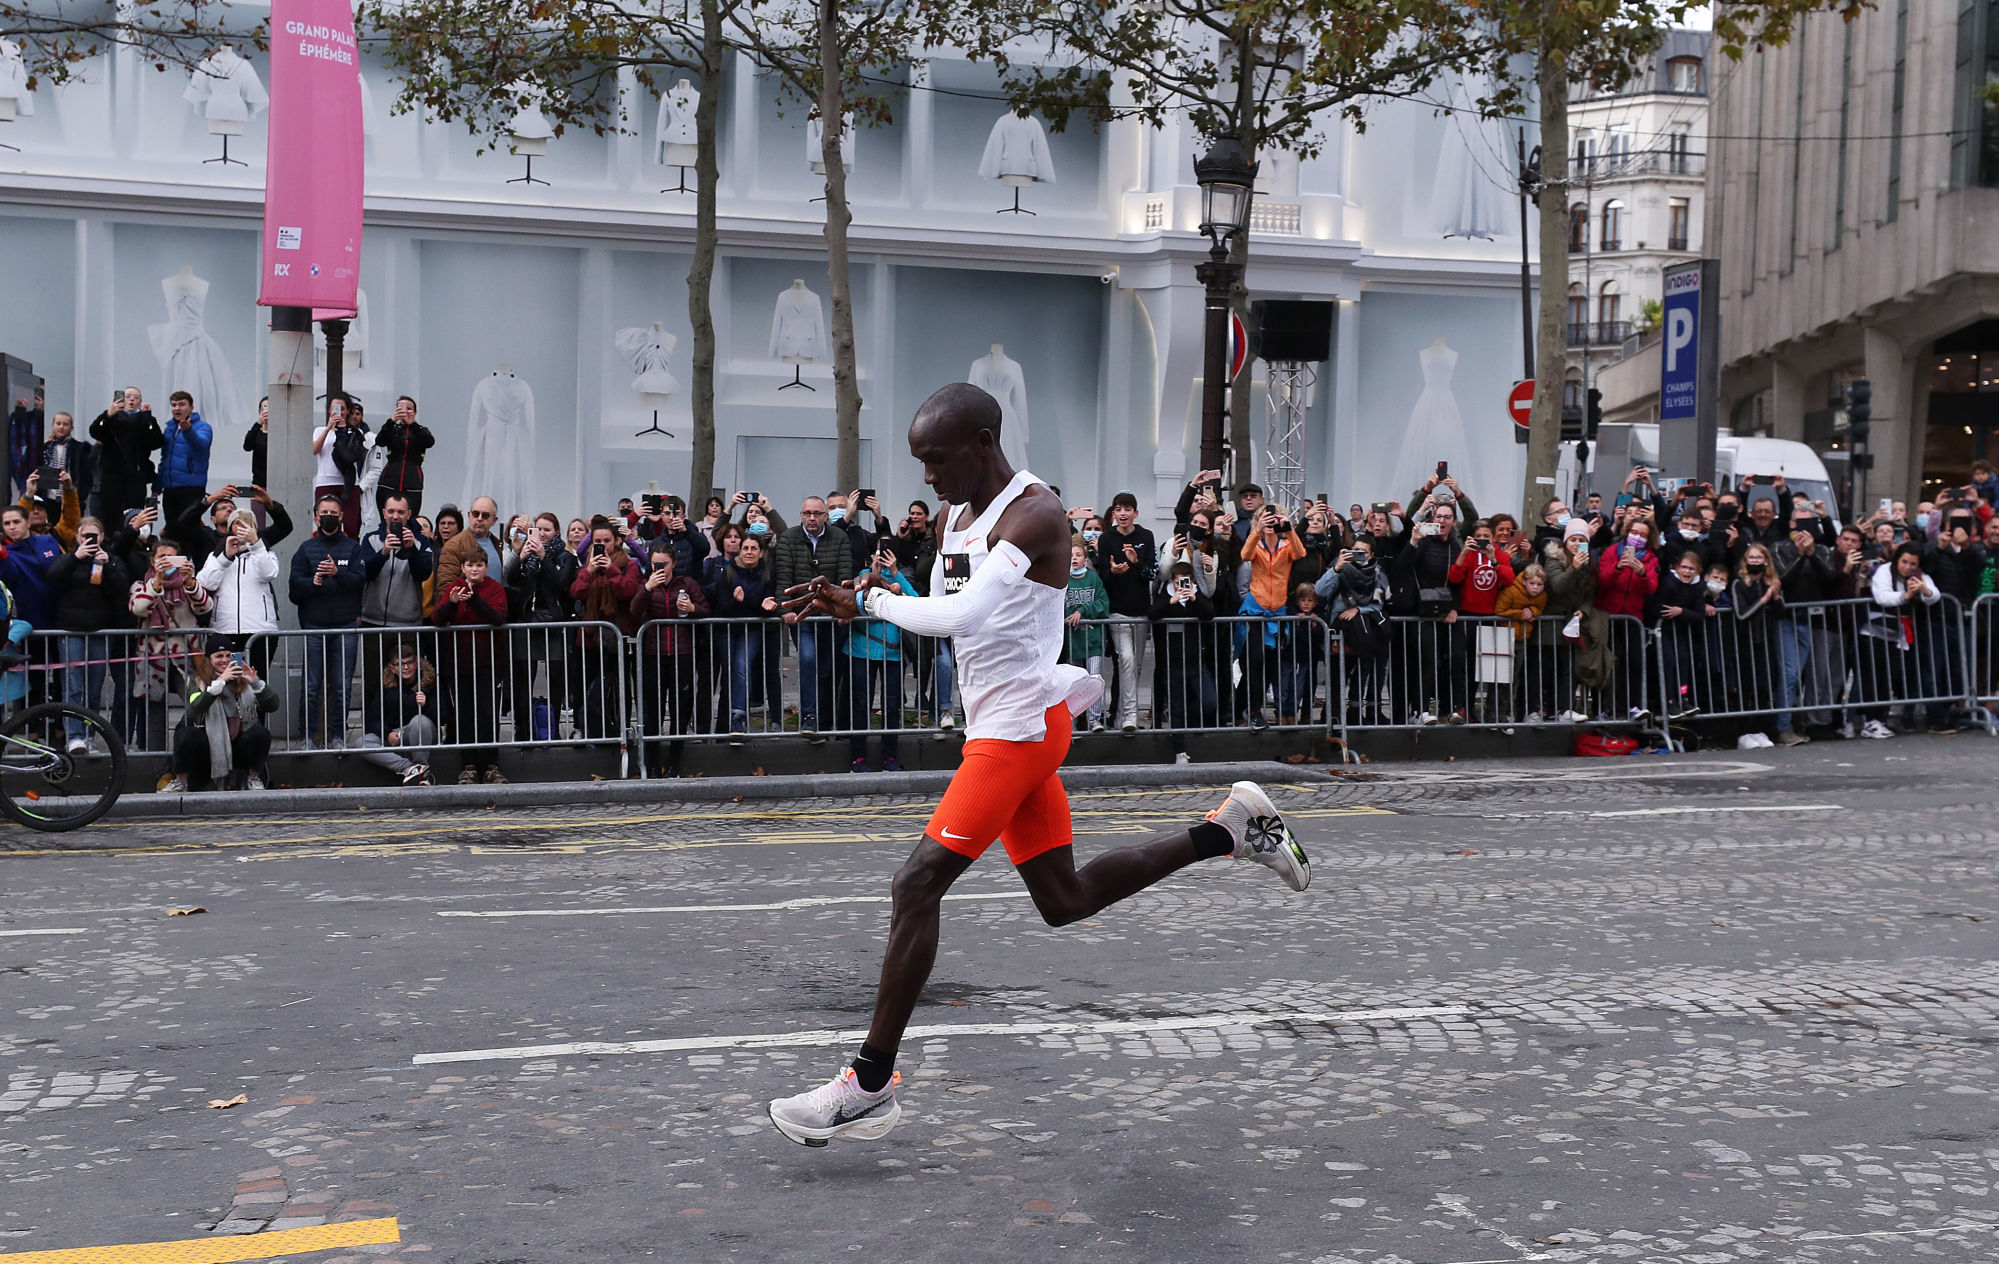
865, 541, 1030, 637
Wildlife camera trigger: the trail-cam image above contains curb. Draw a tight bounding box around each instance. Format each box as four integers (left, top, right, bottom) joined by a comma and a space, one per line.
97, 760, 1341, 821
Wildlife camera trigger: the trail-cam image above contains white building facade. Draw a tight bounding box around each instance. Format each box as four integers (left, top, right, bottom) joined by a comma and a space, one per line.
0, 33, 1537, 522
1563, 31, 1709, 416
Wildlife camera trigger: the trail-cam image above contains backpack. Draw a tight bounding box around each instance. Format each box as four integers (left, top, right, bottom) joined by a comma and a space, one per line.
332, 424, 369, 482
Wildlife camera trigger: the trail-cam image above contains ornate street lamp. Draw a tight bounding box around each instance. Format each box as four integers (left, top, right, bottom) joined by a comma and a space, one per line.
1193, 133, 1257, 477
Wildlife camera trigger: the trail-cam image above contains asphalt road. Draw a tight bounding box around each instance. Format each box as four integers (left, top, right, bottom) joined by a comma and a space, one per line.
2, 738, 1996, 1264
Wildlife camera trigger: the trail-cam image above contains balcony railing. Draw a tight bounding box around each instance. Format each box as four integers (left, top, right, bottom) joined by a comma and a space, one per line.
1667, 234, 1691, 251
1567, 320, 1633, 348
1599, 237, 1623, 252
1570, 148, 1706, 180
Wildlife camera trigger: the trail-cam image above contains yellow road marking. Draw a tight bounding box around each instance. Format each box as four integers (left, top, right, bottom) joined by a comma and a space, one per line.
0, 1217, 399, 1264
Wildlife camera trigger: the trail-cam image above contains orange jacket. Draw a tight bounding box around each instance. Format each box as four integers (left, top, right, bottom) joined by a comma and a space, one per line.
1244, 530, 1306, 610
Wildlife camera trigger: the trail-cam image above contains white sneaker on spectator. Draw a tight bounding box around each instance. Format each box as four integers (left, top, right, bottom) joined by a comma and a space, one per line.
1860, 719, 1894, 740
1173, 751, 1192, 765
1837, 722, 1857, 740
402, 765, 428, 787
1089, 720, 1105, 733
1559, 709, 1590, 723
1629, 707, 1653, 723
243, 773, 266, 791
1417, 711, 1439, 726
161, 775, 189, 794
938, 715, 956, 733
1121, 722, 1137, 735
65, 737, 86, 756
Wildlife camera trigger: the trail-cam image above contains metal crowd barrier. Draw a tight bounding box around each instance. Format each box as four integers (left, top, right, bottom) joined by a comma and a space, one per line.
1963, 592, 1997, 734
1651, 595, 1976, 743
23, 620, 633, 778
1328, 612, 1653, 729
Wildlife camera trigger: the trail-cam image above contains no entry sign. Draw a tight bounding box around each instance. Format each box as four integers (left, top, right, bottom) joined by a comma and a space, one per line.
1508, 379, 1534, 433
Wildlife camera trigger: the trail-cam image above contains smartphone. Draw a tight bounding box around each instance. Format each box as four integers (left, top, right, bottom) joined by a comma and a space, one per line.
34, 465, 60, 490
229, 652, 246, 669
1615, 493, 1635, 507
1878, 497, 1893, 516
856, 489, 876, 506
1436, 461, 1449, 479
593, 542, 608, 558
641, 492, 665, 515
145, 496, 159, 513
742, 491, 761, 504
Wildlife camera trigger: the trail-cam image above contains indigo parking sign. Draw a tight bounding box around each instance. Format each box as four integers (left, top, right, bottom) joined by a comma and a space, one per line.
1660, 264, 1701, 421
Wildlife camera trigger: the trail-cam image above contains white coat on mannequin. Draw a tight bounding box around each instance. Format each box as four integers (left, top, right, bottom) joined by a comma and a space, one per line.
615, 323, 681, 395
0, 38, 35, 118
966, 346, 1029, 468
978, 113, 1055, 183
769, 281, 827, 361
805, 112, 855, 172
656, 80, 698, 161
463, 368, 536, 518
185, 47, 268, 130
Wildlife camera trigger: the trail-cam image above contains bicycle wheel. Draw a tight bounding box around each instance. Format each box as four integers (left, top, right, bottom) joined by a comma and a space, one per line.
0, 702, 128, 832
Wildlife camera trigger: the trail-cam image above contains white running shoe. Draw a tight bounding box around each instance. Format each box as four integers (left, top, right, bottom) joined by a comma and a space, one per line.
769, 1067, 902, 1147
1205, 780, 1309, 892
1860, 719, 1894, 740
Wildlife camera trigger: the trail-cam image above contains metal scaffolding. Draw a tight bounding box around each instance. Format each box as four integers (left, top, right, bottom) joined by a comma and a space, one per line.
1262, 360, 1314, 511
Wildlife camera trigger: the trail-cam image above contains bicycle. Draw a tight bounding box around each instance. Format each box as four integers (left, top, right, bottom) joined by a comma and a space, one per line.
0, 701, 128, 832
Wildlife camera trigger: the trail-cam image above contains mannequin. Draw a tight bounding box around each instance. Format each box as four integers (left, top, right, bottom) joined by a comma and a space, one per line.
506, 80, 554, 185
615, 321, 681, 395
464, 366, 536, 516
1387, 336, 1471, 501
769, 280, 827, 391
966, 344, 1029, 467
149, 265, 243, 440
657, 79, 698, 162
186, 46, 267, 165
805, 111, 856, 174
979, 111, 1054, 214
0, 37, 33, 124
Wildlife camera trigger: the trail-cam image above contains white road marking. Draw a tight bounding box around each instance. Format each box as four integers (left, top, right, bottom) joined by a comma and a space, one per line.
1489, 804, 1842, 821
436, 890, 1032, 918
413, 1005, 1472, 1066
0, 928, 86, 938
1434, 1193, 1553, 1261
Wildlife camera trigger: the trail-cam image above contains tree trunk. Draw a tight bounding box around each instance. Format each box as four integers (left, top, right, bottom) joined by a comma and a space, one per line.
686, 0, 723, 504
818, 0, 862, 492
1522, 22, 1569, 520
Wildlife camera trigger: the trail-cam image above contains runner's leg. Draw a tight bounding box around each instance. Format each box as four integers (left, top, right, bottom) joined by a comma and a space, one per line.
1011, 774, 1228, 926
861, 839, 976, 1051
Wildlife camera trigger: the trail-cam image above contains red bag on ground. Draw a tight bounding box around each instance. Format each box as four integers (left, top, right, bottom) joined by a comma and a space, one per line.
1574, 731, 1640, 757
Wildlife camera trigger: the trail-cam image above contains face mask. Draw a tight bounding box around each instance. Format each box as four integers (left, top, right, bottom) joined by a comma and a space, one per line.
1083, 529, 1102, 544
1679, 526, 1700, 539
1302, 532, 1327, 547
1706, 578, 1726, 594
318, 514, 342, 536
1070, 565, 1087, 577
1916, 512, 1931, 530
1626, 535, 1646, 551
748, 521, 769, 538
828, 508, 847, 524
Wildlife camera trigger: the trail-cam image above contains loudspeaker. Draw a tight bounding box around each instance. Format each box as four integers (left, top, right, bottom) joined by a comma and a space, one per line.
1249, 300, 1333, 364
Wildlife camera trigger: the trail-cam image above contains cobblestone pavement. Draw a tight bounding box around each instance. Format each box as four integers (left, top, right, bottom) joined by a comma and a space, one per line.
1, 737, 1995, 1263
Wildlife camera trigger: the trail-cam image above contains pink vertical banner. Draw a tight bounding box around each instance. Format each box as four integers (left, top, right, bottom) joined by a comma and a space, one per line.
257, 0, 363, 315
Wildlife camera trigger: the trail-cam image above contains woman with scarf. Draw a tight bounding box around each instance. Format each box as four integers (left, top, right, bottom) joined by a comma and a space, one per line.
163, 637, 278, 793
128, 538, 214, 751
1863, 542, 1948, 735
710, 531, 782, 743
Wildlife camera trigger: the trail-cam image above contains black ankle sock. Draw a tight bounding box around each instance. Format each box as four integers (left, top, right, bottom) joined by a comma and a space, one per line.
1190, 820, 1234, 860
850, 1042, 895, 1093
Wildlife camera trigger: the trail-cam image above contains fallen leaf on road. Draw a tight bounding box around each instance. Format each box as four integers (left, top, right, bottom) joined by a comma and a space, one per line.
207, 1094, 247, 1109
1452, 850, 1481, 857
167, 907, 207, 916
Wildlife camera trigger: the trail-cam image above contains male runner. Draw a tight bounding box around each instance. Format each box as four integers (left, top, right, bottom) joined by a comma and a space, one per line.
767, 382, 1310, 1147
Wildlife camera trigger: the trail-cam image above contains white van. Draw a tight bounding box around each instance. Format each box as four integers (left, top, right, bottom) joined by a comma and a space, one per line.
1562, 424, 1840, 526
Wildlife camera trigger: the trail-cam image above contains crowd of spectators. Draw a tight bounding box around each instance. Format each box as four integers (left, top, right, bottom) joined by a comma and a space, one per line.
3, 386, 1996, 790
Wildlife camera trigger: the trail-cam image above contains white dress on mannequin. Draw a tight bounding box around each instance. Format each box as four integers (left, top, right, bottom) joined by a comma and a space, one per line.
656, 80, 697, 161
978, 113, 1055, 182
966, 346, 1029, 467
184, 47, 268, 129
805, 112, 856, 172
769, 281, 827, 361
1387, 337, 1473, 502
0, 38, 35, 118
1428, 71, 1506, 240
615, 323, 681, 395
463, 369, 536, 517
147, 266, 242, 433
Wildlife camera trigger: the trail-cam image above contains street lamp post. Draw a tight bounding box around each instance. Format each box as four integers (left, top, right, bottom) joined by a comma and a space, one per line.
1194, 133, 1257, 479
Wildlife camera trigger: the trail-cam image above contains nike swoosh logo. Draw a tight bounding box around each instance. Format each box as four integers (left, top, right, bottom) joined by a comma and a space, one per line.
832, 1100, 888, 1125
941, 829, 970, 840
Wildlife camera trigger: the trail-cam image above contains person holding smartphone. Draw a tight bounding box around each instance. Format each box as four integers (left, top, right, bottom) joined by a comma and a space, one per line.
1091, 491, 1156, 734
45, 516, 134, 752
163, 639, 279, 793
1148, 560, 1218, 763
1238, 501, 1307, 728
843, 541, 919, 773
630, 540, 712, 777
359, 492, 436, 694
289, 494, 369, 748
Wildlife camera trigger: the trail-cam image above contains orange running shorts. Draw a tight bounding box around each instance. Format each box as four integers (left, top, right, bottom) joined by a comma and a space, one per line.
925, 701, 1074, 866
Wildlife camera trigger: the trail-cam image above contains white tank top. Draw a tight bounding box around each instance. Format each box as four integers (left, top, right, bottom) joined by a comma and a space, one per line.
936, 469, 1091, 742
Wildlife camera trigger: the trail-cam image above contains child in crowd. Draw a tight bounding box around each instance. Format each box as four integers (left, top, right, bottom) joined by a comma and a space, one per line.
1062, 538, 1110, 732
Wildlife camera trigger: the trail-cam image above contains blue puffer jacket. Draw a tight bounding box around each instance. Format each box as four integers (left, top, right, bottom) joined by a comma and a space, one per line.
158, 414, 214, 491
847, 571, 917, 661
0, 531, 63, 627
